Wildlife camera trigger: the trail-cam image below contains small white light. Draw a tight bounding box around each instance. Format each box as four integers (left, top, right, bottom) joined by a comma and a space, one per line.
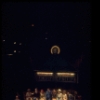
19, 43, 22, 45
3, 40, 5, 42
14, 42, 16, 44
14, 50, 16, 53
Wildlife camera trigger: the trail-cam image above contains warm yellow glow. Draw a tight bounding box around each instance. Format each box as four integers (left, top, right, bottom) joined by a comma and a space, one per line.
50, 45, 60, 54
37, 72, 53, 76
70, 73, 75, 75
57, 89, 62, 91
57, 72, 75, 76
14, 42, 16, 44
7, 54, 13, 56
19, 43, 22, 45
14, 50, 16, 53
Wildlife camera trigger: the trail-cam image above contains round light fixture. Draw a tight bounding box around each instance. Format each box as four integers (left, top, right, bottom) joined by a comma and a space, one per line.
50, 45, 60, 54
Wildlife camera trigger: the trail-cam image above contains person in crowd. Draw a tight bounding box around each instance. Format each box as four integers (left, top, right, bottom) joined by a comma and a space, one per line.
31, 90, 34, 100
62, 90, 68, 100
67, 90, 74, 100
73, 91, 78, 100
45, 88, 52, 100
15, 95, 20, 100
33, 88, 40, 100
26, 88, 32, 100
77, 95, 82, 100
56, 89, 62, 100
40, 89, 46, 100
23, 91, 26, 100
16, 92, 20, 97
52, 89, 57, 100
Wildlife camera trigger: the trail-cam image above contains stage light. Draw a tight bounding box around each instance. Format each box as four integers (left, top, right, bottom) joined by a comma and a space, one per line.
56, 72, 75, 76
37, 72, 53, 76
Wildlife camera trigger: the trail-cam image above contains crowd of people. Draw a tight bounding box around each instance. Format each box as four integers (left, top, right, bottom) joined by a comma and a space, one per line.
15, 88, 82, 100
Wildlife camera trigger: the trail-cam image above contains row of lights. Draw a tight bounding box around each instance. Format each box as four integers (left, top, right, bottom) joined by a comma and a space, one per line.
36, 72, 75, 76
3, 40, 22, 45
14, 42, 22, 45
7, 50, 21, 56
2, 40, 22, 56
14, 50, 21, 53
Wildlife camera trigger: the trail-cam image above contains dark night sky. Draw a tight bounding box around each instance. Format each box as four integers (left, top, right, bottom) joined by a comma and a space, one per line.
2, 2, 91, 100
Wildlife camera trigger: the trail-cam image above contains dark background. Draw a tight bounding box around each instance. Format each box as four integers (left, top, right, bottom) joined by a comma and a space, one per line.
2, 2, 91, 100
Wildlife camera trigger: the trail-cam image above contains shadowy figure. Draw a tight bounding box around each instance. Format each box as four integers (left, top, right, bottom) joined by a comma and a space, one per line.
45, 88, 52, 100
15, 95, 20, 100
33, 88, 40, 100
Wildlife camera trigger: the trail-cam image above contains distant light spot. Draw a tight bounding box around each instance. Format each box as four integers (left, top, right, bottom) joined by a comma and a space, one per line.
7, 54, 13, 56
14, 42, 16, 44
3, 40, 5, 42
31, 24, 34, 27
19, 43, 22, 45
14, 50, 16, 53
